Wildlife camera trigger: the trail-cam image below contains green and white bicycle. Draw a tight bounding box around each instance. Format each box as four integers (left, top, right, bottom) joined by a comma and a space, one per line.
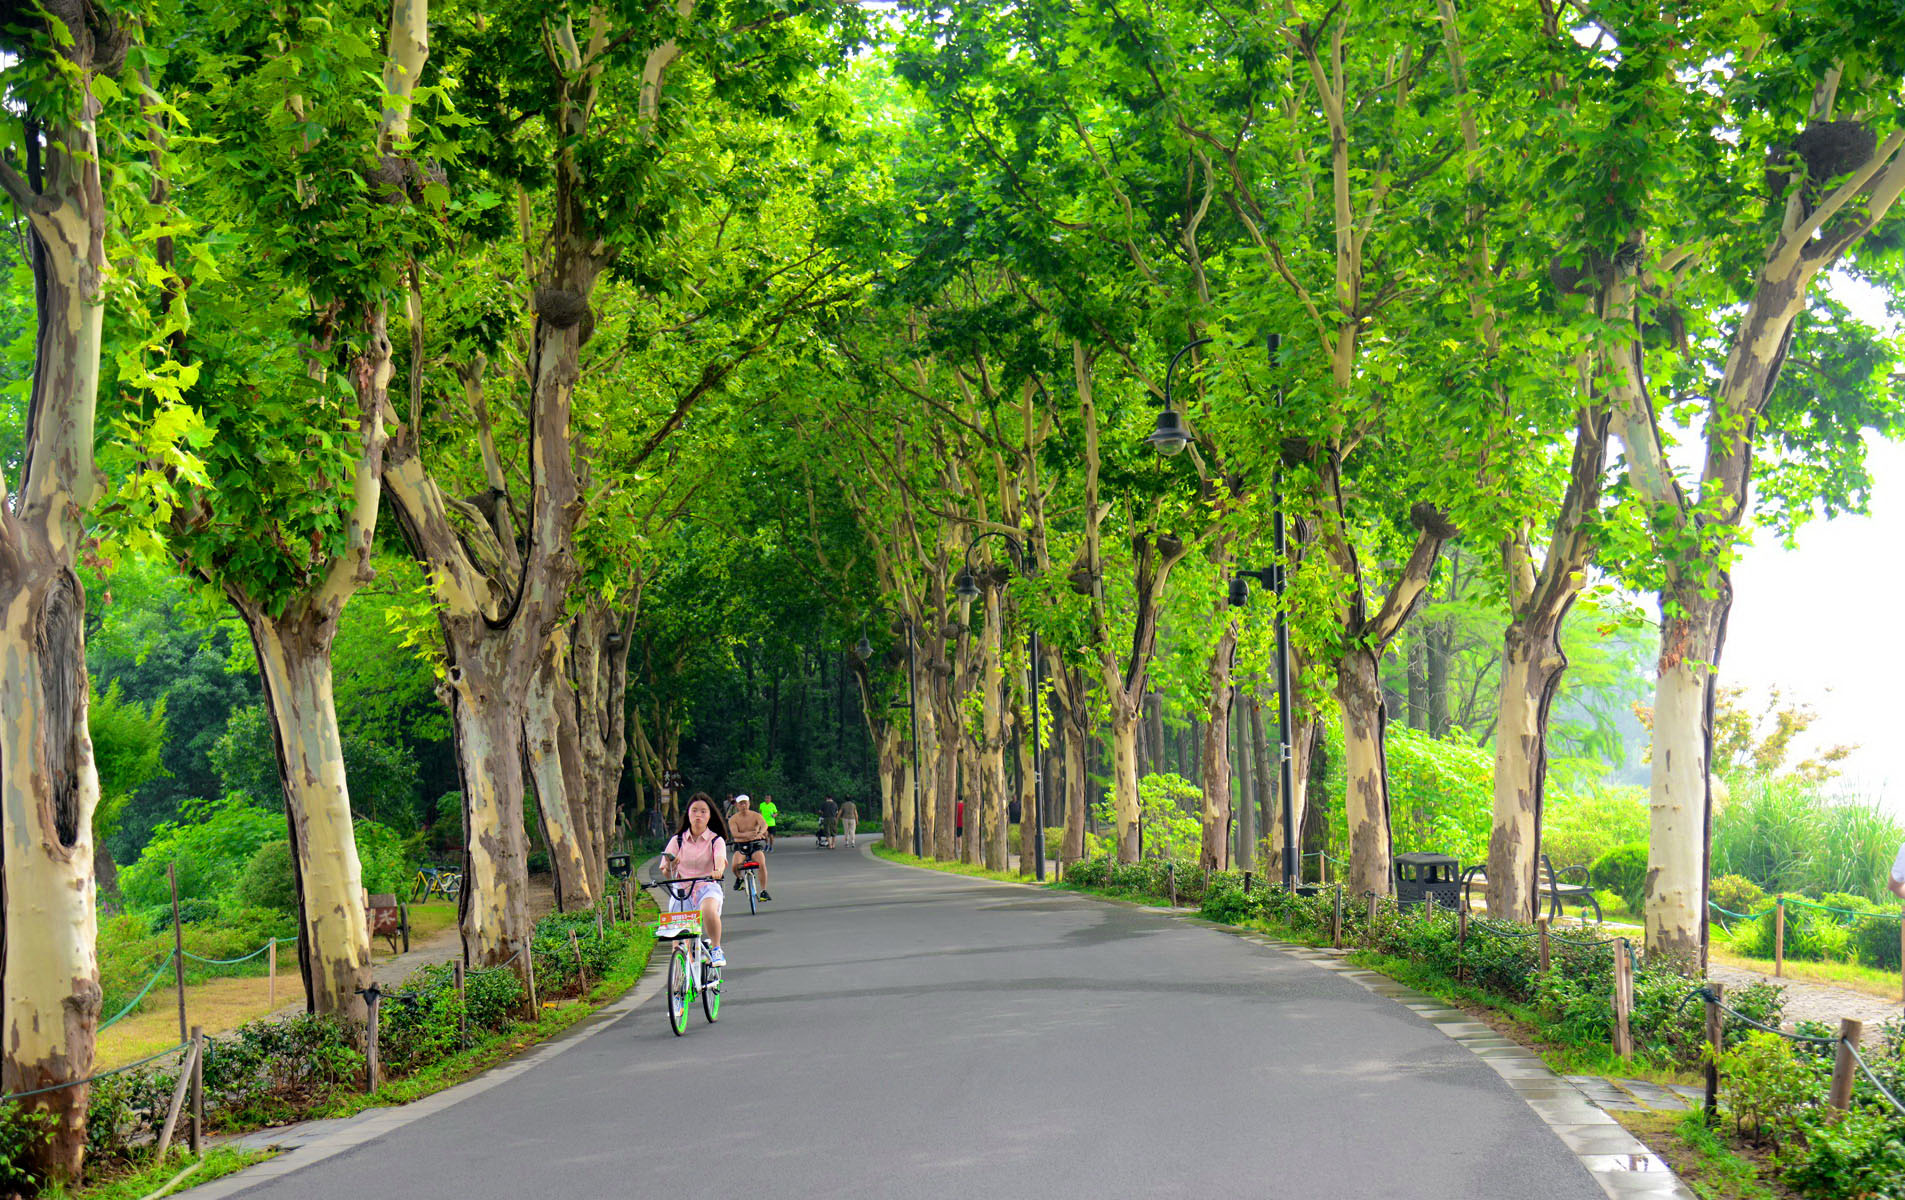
641, 876, 722, 1035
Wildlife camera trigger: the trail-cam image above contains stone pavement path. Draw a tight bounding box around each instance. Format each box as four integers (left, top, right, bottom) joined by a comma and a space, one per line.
1708, 960, 1899, 1042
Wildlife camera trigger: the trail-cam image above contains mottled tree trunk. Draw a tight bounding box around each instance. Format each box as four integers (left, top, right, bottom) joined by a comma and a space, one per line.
239, 606, 373, 1019
524, 645, 593, 912
1337, 648, 1392, 897
980, 588, 1009, 872
1644, 585, 1725, 969
1110, 707, 1141, 861
1485, 619, 1567, 922
1199, 618, 1239, 872
443, 648, 534, 968
0, 51, 110, 1178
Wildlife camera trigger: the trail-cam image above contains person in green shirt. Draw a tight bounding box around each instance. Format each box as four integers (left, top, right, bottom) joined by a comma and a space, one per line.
757, 795, 778, 851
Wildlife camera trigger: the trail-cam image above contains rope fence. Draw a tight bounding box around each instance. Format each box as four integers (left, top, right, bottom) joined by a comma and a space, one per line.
99, 950, 179, 1032
0, 1041, 190, 1105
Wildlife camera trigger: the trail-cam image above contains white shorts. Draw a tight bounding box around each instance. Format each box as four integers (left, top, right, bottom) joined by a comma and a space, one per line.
666, 881, 723, 915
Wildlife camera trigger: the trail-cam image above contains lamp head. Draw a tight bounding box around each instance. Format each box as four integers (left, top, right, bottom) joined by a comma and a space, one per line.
953, 566, 981, 604
854, 634, 873, 661
1146, 409, 1191, 456
1228, 577, 1250, 608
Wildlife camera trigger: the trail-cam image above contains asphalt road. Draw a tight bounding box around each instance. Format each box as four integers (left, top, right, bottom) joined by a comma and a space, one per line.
225, 838, 1611, 1199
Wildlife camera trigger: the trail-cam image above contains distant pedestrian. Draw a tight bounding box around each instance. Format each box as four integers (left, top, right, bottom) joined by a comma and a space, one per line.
954, 799, 965, 852
818, 795, 839, 848
840, 799, 859, 846
1008, 797, 1021, 826
1890, 838, 1905, 898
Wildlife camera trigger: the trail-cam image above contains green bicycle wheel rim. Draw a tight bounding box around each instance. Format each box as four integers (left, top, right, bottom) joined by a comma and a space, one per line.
703, 966, 721, 1022
668, 947, 689, 1035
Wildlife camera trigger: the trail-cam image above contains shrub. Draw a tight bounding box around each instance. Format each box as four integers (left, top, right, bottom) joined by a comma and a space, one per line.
1852, 911, 1904, 971
1733, 896, 1854, 964
1542, 786, 1650, 871
119, 794, 286, 908
203, 1014, 363, 1127
1710, 874, 1766, 916
0, 1103, 55, 1195
233, 840, 299, 914
1783, 1107, 1905, 1199
1717, 1031, 1819, 1146
530, 907, 635, 997
1590, 842, 1649, 913
354, 818, 415, 897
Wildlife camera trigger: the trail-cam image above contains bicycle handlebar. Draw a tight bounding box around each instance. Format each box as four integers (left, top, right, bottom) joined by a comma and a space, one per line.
641, 876, 720, 888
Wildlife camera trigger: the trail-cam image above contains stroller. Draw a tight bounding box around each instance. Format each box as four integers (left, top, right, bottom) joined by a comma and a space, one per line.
815, 817, 835, 849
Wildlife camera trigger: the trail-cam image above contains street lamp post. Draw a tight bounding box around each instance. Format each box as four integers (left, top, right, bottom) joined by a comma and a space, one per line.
1226, 334, 1299, 890
953, 531, 1045, 881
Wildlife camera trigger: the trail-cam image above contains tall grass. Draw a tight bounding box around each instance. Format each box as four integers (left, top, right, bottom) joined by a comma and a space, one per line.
1710, 772, 1904, 903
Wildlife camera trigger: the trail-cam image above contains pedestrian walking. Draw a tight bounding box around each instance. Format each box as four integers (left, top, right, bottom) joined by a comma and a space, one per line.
1890, 837, 1905, 898
840, 799, 858, 846
818, 795, 839, 848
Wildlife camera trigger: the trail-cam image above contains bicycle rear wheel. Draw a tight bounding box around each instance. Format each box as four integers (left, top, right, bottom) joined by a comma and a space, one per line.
746, 872, 758, 915
666, 945, 690, 1036
701, 949, 721, 1023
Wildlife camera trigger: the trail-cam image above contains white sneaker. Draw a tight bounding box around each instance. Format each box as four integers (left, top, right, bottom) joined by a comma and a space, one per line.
709, 947, 727, 968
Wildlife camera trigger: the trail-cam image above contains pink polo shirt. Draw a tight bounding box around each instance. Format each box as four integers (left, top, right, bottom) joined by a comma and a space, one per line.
665, 829, 726, 881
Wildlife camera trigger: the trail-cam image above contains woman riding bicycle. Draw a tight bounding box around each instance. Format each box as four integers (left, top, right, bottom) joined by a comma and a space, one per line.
662, 793, 731, 967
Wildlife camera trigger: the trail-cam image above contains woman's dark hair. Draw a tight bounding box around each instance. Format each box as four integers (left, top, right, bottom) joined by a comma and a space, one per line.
673, 791, 733, 845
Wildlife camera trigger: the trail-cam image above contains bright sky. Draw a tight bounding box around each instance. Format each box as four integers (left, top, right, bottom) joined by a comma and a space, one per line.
1722, 277, 1901, 808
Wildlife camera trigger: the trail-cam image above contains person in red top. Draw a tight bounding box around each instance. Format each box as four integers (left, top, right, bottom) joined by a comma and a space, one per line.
662, 793, 731, 967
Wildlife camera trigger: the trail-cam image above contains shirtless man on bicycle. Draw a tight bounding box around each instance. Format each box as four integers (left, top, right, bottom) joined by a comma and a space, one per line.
727, 795, 773, 902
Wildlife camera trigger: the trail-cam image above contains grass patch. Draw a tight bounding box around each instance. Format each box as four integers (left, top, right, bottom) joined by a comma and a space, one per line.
42, 1148, 270, 1200
871, 845, 1038, 885
96, 903, 466, 1070
1617, 1110, 1800, 1200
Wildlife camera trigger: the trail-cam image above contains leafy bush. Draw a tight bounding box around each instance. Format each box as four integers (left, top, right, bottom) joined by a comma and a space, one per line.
120, 794, 285, 908
1717, 1032, 1819, 1146
353, 818, 415, 897
1852, 910, 1904, 971
233, 840, 299, 913
203, 1014, 363, 1127
1710, 874, 1766, 915
0, 1102, 55, 1195
1542, 786, 1649, 872
1783, 1107, 1905, 1199
1733, 896, 1854, 964
1590, 842, 1649, 913
530, 906, 636, 996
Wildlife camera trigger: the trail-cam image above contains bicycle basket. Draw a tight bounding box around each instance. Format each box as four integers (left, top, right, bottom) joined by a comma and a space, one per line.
655, 910, 702, 940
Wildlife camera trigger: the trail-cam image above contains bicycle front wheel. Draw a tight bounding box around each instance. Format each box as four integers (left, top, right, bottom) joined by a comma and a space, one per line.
746, 872, 758, 915
701, 952, 721, 1023
666, 946, 690, 1036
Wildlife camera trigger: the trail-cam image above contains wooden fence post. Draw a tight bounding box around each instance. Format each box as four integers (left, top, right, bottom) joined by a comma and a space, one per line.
154, 1040, 198, 1162
1704, 982, 1724, 1121
267, 938, 277, 1012
1332, 883, 1344, 949
1829, 1018, 1863, 1113
188, 1025, 204, 1156
569, 928, 588, 993
1612, 939, 1634, 1058
169, 863, 188, 1046
1537, 918, 1551, 976
1774, 897, 1786, 978
454, 960, 467, 1046
595, 904, 605, 941
1168, 863, 1177, 907
363, 985, 382, 1092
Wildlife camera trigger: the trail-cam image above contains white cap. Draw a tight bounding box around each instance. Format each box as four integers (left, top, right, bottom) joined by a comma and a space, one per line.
734, 793, 750, 806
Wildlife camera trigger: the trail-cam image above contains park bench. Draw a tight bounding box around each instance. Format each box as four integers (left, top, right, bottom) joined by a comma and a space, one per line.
363, 892, 411, 955
1456, 854, 1604, 925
